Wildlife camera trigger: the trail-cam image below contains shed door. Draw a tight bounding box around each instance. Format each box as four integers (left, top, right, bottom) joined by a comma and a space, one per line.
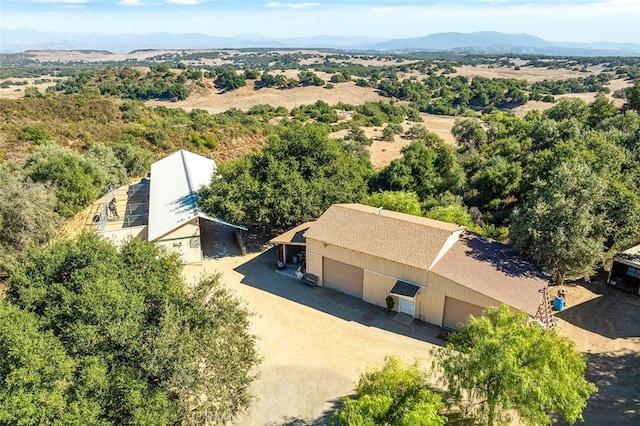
399, 298, 415, 316
323, 257, 364, 298
442, 297, 485, 330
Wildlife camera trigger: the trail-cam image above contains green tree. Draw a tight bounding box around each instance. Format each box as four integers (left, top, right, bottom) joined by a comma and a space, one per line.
452, 118, 487, 151
470, 156, 522, 209
438, 305, 596, 426
113, 136, 156, 178
214, 68, 246, 92
510, 160, 605, 285
363, 191, 422, 216
626, 80, 640, 112
331, 357, 446, 426
425, 204, 483, 233
199, 121, 371, 228
0, 302, 77, 425
85, 142, 128, 187
4, 233, 260, 425
588, 93, 618, 128
23, 86, 44, 99
376, 135, 464, 204
22, 143, 106, 217
20, 124, 50, 144
0, 166, 61, 276
381, 123, 403, 141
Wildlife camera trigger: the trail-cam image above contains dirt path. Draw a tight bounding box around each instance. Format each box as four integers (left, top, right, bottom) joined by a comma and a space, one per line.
182, 241, 640, 425
183, 248, 443, 425
553, 276, 640, 425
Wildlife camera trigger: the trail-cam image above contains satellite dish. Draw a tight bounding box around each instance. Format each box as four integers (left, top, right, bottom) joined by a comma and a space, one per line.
190, 237, 200, 249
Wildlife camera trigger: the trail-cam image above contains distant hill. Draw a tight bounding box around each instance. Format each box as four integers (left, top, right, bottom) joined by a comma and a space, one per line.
375, 31, 553, 50
1, 29, 639, 56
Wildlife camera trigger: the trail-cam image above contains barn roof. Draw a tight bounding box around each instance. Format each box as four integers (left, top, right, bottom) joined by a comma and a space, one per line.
148, 150, 245, 241
430, 233, 548, 316
304, 204, 463, 270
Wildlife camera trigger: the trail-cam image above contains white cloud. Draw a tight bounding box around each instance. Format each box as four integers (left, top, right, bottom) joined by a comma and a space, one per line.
118, 0, 146, 5
166, 0, 200, 4
266, 2, 319, 10
34, 0, 89, 3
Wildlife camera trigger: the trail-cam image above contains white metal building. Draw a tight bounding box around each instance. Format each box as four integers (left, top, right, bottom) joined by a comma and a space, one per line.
98, 149, 245, 263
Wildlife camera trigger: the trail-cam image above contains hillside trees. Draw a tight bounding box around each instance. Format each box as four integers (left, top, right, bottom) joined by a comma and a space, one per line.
213, 67, 247, 92
438, 305, 596, 426
510, 160, 606, 285
23, 144, 107, 217
375, 133, 465, 208
363, 191, 422, 216
2, 233, 260, 425
198, 121, 372, 229
0, 166, 61, 277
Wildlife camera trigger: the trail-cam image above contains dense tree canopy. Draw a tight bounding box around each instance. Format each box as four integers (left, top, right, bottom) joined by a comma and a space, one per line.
363, 191, 422, 216
198, 121, 372, 228
375, 133, 465, 207
0, 166, 61, 276
510, 160, 605, 285
22, 143, 107, 217
331, 357, 446, 426
438, 305, 596, 426
2, 233, 260, 425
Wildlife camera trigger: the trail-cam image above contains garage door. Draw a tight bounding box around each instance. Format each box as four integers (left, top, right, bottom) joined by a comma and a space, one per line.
323, 257, 364, 298
442, 297, 485, 330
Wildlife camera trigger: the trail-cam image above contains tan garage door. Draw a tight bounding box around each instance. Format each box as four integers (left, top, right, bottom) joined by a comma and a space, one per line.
442, 297, 485, 330
323, 257, 364, 298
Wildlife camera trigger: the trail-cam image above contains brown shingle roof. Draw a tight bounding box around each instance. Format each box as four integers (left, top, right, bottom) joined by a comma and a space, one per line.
304, 204, 462, 270
431, 233, 548, 316
269, 221, 315, 245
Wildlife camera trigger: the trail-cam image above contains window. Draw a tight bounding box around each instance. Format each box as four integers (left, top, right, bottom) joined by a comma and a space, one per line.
626, 267, 640, 278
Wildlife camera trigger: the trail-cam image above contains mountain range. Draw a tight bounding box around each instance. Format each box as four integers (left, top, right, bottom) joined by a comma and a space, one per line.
2, 29, 639, 57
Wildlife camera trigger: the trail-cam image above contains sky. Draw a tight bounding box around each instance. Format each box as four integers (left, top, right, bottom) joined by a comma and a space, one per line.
1, 0, 639, 43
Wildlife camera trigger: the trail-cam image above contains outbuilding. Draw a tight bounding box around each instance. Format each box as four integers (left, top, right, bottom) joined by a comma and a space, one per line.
608, 244, 640, 296
295, 203, 547, 329
98, 149, 246, 263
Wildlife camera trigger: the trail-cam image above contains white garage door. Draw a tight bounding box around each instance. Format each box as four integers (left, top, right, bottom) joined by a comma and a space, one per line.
323, 257, 364, 298
442, 296, 485, 330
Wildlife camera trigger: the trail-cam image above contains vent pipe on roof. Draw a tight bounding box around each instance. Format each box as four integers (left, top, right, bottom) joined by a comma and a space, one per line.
377, 206, 383, 214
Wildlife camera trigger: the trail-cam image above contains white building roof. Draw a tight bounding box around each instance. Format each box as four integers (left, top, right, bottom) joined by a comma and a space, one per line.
148, 150, 218, 241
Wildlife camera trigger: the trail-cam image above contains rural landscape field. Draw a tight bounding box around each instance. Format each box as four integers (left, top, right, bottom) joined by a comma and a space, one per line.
1, 0, 640, 423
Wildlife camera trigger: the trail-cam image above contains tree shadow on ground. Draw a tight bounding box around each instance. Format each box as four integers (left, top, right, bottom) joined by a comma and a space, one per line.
555, 273, 640, 340
233, 248, 445, 346
264, 398, 341, 426
552, 350, 640, 425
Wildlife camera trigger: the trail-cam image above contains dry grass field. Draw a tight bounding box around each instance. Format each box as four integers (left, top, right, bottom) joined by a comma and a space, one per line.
1, 50, 633, 169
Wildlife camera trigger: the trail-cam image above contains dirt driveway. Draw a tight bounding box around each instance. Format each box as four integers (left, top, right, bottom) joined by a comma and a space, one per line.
183, 232, 640, 425
183, 246, 443, 425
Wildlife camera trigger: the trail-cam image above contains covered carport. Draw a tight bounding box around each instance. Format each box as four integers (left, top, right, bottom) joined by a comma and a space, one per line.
608, 244, 640, 295
269, 221, 314, 267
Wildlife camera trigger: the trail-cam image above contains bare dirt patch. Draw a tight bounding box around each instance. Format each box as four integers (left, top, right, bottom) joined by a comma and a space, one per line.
146, 79, 385, 114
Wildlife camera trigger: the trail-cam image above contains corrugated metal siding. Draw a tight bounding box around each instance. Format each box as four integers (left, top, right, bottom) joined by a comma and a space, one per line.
156, 219, 202, 264
309, 237, 507, 326
307, 239, 429, 285
363, 271, 397, 307
306, 252, 323, 283
420, 271, 502, 325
